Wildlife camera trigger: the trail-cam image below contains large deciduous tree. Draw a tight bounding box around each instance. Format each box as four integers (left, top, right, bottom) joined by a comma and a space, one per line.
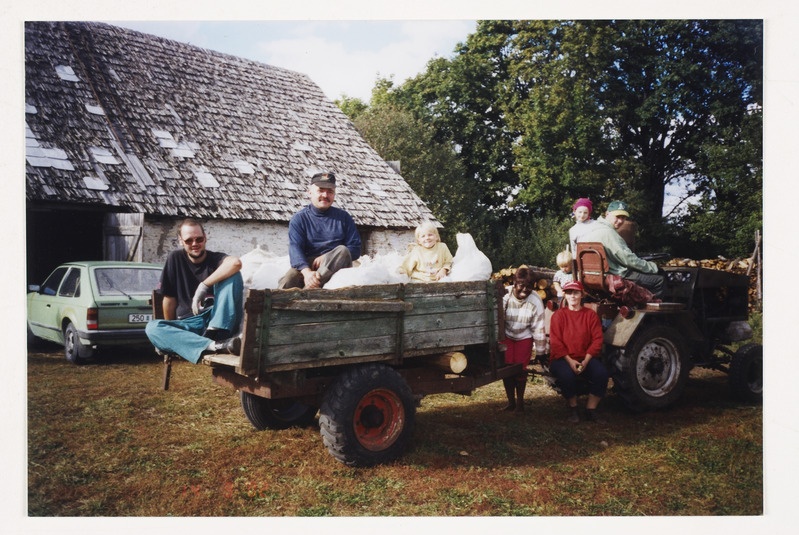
385, 20, 762, 257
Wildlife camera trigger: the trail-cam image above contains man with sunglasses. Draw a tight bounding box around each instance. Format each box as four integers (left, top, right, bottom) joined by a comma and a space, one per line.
145, 218, 244, 363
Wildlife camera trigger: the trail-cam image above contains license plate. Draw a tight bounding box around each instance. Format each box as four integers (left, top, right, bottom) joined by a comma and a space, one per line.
129, 313, 152, 323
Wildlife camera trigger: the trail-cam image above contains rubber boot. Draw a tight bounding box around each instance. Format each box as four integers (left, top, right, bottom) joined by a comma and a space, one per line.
514, 377, 526, 412
501, 378, 516, 411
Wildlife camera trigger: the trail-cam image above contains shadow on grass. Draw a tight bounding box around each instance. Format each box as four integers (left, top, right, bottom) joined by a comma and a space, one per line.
27, 343, 163, 366
405, 369, 760, 471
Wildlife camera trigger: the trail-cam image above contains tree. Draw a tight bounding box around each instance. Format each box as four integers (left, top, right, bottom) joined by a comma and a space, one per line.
343, 85, 477, 249
386, 20, 762, 256
334, 95, 368, 121
391, 22, 521, 220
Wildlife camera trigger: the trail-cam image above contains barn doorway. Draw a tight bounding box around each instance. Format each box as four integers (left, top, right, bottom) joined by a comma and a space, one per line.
25, 204, 144, 285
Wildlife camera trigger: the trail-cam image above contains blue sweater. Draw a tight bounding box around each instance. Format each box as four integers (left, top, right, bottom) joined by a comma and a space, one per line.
287, 204, 362, 270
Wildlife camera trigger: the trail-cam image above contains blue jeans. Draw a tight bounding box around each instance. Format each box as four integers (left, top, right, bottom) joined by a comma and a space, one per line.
549, 357, 609, 399
145, 273, 243, 364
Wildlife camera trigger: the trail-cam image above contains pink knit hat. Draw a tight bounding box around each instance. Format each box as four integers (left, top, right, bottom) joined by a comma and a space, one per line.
572, 198, 593, 213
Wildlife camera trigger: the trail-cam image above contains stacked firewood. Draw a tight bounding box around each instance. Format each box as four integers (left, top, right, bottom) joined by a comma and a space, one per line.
664, 257, 755, 272
491, 266, 558, 302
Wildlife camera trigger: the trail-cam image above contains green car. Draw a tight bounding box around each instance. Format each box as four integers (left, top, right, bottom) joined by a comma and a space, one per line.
27, 261, 163, 363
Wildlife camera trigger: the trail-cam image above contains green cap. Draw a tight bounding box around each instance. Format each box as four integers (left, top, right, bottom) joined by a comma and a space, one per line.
607, 200, 630, 217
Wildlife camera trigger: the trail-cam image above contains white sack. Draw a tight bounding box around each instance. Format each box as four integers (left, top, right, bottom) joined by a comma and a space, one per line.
250, 256, 291, 289
239, 245, 276, 286
325, 253, 410, 289
448, 233, 493, 282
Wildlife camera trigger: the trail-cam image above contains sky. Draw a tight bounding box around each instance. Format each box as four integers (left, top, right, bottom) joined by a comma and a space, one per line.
110, 20, 476, 103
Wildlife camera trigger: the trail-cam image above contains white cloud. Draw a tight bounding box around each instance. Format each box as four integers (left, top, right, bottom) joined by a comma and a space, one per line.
254, 21, 475, 101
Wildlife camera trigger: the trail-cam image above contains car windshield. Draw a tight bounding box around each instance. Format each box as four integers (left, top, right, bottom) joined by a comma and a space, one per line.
95, 267, 161, 296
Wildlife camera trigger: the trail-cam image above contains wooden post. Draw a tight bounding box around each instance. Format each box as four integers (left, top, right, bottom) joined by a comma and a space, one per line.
162, 353, 173, 390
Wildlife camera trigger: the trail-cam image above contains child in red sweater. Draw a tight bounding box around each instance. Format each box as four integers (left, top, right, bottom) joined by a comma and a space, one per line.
548, 280, 609, 422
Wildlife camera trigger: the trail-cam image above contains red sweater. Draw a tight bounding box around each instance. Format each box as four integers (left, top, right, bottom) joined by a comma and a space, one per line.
549, 306, 603, 361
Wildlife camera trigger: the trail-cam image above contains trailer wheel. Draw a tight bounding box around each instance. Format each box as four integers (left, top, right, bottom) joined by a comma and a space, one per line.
729, 343, 762, 403
319, 363, 416, 467
240, 391, 317, 430
613, 325, 689, 411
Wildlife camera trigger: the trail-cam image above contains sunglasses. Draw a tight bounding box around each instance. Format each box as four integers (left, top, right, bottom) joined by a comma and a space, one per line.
182, 236, 206, 245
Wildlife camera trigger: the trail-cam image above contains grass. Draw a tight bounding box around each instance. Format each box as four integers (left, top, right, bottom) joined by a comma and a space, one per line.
27, 338, 762, 518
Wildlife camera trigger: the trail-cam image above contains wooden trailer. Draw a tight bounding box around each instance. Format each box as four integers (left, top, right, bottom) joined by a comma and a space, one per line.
202, 279, 520, 466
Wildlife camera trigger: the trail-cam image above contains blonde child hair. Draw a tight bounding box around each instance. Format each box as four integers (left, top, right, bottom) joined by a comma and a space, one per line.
415, 221, 440, 242
556, 250, 573, 268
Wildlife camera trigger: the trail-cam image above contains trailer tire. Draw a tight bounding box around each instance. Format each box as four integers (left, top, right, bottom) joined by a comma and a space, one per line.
729, 343, 762, 403
240, 391, 317, 430
612, 325, 689, 411
319, 363, 415, 467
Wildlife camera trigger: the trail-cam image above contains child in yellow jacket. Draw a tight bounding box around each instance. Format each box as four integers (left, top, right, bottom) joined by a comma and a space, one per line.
399, 221, 453, 282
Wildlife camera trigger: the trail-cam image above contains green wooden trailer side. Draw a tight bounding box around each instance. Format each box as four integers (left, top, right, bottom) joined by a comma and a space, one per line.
206, 279, 522, 402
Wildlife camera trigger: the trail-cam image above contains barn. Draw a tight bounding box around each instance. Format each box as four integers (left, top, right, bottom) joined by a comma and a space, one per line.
24, 21, 438, 284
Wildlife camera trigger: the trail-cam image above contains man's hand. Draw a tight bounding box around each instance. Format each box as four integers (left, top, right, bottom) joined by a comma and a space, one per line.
191, 282, 210, 315
303, 269, 321, 289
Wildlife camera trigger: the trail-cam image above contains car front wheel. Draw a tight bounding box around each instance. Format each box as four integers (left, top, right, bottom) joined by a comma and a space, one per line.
64, 322, 94, 364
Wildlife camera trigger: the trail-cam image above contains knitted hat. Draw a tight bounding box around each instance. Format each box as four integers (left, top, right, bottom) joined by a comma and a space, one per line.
572, 198, 593, 213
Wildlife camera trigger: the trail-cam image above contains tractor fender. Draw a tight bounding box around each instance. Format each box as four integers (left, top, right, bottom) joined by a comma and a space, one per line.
603, 309, 703, 348
603, 311, 647, 348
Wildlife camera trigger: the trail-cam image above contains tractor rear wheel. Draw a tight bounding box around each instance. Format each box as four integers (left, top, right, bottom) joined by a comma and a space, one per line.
612, 325, 690, 411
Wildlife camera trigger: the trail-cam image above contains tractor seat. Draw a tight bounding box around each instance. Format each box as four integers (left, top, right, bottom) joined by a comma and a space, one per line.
575, 242, 610, 294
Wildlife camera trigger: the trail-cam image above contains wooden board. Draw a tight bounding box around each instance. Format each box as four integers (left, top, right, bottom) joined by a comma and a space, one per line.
238, 280, 502, 373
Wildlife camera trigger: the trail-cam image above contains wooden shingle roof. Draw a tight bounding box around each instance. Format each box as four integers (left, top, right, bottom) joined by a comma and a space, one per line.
24, 21, 437, 228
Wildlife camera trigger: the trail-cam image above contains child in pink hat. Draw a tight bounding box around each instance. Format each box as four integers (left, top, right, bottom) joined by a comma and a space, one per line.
568, 197, 597, 253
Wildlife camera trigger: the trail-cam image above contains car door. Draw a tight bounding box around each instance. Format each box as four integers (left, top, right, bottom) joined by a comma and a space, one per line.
27, 266, 72, 343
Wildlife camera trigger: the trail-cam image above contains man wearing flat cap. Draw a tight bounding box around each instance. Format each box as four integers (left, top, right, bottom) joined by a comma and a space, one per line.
278, 171, 361, 289
577, 200, 664, 298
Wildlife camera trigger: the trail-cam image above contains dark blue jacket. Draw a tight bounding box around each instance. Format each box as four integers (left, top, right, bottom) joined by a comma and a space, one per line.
287, 205, 361, 271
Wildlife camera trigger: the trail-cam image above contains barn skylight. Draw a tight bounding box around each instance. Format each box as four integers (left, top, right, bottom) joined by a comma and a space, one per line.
233, 160, 255, 174
25, 122, 74, 170
55, 65, 79, 82
85, 103, 106, 115
195, 170, 219, 188
89, 146, 120, 165
368, 183, 389, 197
83, 176, 108, 190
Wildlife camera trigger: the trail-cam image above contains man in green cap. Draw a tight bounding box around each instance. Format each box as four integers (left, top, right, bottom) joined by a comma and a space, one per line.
577, 200, 664, 298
